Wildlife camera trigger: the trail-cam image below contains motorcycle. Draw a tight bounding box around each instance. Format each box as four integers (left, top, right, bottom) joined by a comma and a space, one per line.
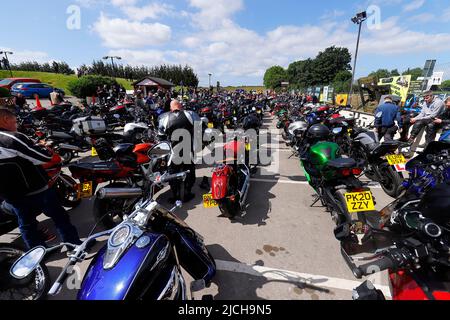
346, 127, 406, 198
68, 138, 168, 229
9, 146, 216, 300
300, 125, 379, 242
210, 138, 252, 218
342, 142, 450, 300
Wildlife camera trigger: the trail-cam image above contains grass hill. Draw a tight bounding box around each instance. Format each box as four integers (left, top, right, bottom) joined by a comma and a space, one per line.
0, 70, 133, 95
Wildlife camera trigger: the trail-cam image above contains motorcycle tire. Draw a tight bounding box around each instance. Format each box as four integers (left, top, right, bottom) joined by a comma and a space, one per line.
55, 174, 82, 209
379, 164, 404, 198
218, 198, 241, 219
0, 244, 50, 301
58, 149, 74, 165
93, 182, 136, 230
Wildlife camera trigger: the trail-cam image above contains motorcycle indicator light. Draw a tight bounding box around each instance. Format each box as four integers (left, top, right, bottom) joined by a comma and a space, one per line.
352, 168, 363, 176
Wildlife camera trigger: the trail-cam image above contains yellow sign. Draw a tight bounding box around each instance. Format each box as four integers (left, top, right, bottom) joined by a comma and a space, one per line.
386, 154, 407, 166
92, 147, 98, 157
78, 181, 93, 199
336, 94, 348, 106
203, 194, 218, 208
378, 75, 412, 103
344, 192, 375, 213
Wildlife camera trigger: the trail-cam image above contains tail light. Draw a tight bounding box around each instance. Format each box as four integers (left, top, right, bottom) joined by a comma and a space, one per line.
340, 168, 363, 177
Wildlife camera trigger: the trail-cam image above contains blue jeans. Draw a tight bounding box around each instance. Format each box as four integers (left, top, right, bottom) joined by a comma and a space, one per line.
7, 188, 81, 249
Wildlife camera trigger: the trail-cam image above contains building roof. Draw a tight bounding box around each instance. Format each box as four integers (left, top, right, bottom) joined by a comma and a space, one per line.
133, 76, 175, 87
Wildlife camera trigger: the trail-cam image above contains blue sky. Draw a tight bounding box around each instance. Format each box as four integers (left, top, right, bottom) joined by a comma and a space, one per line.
2, 0, 450, 86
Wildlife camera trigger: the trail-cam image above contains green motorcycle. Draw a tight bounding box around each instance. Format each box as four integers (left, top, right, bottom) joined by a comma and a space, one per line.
300, 125, 380, 243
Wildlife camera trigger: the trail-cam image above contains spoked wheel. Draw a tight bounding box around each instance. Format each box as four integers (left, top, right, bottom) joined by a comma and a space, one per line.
0, 245, 50, 301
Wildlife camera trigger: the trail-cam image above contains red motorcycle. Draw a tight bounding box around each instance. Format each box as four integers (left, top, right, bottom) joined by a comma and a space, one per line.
68, 140, 168, 228
210, 139, 251, 218
42, 147, 81, 209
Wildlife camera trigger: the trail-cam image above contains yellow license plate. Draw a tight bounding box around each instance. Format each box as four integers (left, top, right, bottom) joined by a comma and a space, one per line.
386, 154, 406, 166
91, 147, 98, 157
203, 194, 218, 208
344, 191, 375, 213
225, 120, 231, 125
78, 181, 93, 199
208, 123, 214, 129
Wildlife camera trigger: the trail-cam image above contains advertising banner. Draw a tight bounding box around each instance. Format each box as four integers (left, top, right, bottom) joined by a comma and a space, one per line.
378, 75, 412, 102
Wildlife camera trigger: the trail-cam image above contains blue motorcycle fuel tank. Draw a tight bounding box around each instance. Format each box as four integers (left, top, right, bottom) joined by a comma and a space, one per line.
78, 232, 175, 300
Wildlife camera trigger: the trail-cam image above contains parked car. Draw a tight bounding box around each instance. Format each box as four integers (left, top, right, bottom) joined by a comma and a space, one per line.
11, 83, 65, 98
0, 78, 41, 91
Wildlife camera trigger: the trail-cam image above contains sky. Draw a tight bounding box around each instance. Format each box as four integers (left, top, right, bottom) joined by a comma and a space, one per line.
2, 0, 450, 86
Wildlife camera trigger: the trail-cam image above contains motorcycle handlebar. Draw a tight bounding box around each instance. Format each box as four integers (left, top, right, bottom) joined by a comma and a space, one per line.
354, 256, 395, 279
160, 171, 190, 184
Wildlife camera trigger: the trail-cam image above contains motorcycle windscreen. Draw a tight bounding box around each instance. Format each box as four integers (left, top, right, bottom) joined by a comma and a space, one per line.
78, 233, 173, 300
165, 219, 216, 283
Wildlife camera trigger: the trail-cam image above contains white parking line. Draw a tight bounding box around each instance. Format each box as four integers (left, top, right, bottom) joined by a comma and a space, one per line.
251, 178, 382, 189
215, 260, 392, 298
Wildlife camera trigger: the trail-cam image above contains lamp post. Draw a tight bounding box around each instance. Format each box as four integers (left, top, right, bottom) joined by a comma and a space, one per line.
348, 11, 367, 107
103, 56, 122, 78
208, 73, 212, 90
0, 51, 13, 77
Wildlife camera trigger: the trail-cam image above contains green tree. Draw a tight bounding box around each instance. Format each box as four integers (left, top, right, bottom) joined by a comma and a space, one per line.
390, 69, 400, 76
264, 66, 287, 89
312, 46, 352, 85
402, 67, 423, 81
332, 70, 353, 93
441, 80, 450, 89
368, 69, 391, 79
67, 75, 119, 98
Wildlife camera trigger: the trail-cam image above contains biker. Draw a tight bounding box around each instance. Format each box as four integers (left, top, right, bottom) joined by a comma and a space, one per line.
374, 95, 402, 142
408, 91, 445, 146
432, 97, 450, 138
158, 100, 200, 203
0, 108, 81, 249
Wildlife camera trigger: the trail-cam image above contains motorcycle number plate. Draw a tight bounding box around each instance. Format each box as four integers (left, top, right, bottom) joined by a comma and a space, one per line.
344, 192, 375, 213
203, 194, 218, 208
386, 154, 406, 166
225, 120, 231, 126
78, 181, 93, 199
208, 123, 214, 129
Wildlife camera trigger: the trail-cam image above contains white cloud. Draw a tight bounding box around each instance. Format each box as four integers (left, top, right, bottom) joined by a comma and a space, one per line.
403, 0, 425, 12
0, 48, 50, 64
188, 0, 244, 29
121, 3, 174, 21
411, 13, 435, 23
93, 13, 171, 48
111, 0, 138, 6
444, 7, 450, 21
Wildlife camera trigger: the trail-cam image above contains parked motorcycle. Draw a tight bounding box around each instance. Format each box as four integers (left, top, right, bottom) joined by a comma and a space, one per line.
10, 150, 216, 300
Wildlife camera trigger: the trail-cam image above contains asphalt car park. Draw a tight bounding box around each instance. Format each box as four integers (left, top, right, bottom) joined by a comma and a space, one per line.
0, 114, 394, 300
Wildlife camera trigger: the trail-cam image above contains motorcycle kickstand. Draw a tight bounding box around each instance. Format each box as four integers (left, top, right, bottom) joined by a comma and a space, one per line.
310, 194, 325, 208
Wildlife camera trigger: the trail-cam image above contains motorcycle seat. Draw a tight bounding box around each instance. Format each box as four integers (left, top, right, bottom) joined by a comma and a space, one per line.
327, 158, 357, 169
68, 161, 122, 177
369, 142, 400, 158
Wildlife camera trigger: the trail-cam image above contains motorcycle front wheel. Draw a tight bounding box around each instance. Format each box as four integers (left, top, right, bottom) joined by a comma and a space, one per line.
0, 244, 50, 301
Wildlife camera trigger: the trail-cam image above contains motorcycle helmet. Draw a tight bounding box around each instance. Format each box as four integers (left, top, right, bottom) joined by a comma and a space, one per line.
418, 182, 450, 227
288, 121, 308, 136
306, 124, 331, 140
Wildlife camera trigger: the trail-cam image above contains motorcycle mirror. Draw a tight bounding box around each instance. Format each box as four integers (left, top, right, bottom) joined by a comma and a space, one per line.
10, 246, 47, 279
332, 127, 343, 135
148, 142, 172, 159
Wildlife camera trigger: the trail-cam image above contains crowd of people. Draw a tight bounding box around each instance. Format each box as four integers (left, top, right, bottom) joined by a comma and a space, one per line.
375, 91, 450, 150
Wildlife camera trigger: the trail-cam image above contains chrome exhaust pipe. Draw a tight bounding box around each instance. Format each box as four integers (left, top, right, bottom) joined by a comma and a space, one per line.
239, 168, 250, 206
97, 188, 143, 200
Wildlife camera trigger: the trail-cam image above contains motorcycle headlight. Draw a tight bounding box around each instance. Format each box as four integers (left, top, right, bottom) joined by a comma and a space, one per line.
110, 225, 131, 247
